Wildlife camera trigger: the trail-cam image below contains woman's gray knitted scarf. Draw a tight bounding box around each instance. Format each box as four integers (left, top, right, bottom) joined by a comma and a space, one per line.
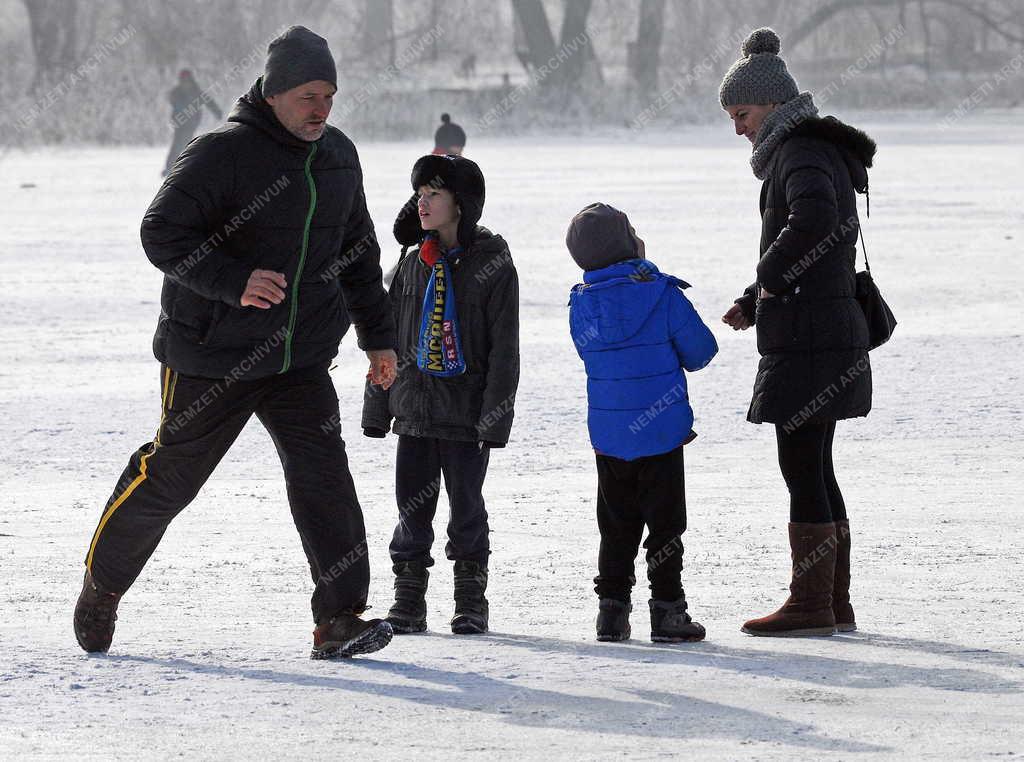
750, 91, 819, 180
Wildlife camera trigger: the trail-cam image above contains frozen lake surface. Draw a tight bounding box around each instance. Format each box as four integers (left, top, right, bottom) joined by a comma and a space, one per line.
1, 113, 1022, 758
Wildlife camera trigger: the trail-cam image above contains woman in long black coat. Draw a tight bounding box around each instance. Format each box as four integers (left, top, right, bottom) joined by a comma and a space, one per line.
718, 28, 876, 637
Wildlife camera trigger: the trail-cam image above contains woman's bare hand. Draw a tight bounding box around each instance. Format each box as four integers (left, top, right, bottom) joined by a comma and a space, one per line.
722, 303, 751, 331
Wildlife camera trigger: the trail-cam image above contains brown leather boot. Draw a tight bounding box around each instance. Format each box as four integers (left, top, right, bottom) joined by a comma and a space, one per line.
742, 522, 837, 637
833, 519, 856, 631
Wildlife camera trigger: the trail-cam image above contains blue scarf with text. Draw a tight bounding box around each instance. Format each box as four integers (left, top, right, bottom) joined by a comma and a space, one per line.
416, 237, 466, 377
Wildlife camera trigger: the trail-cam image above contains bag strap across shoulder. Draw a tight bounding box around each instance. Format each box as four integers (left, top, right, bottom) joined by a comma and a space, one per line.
857, 180, 872, 275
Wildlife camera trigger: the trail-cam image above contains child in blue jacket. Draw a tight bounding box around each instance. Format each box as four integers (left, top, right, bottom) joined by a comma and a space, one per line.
567, 203, 718, 643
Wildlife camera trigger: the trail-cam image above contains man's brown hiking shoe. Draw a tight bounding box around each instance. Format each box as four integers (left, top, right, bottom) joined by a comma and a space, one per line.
74, 570, 122, 653
311, 613, 393, 659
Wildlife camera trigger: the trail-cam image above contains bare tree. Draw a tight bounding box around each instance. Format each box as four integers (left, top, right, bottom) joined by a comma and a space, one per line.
362, 0, 395, 67
512, 0, 557, 73
628, 0, 666, 97
787, 0, 1024, 51
510, 0, 600, 90
23, 0, 78, 92
559, 0, 603, 87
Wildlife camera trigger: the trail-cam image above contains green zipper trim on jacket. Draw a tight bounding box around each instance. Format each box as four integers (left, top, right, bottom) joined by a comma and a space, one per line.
280, 142, 318, 374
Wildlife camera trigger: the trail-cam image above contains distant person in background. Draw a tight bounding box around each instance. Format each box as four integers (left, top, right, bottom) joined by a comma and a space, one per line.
719, 28, 876, 638
433, 113, 466, 155
457, 53, 477, 79
163, 69, 222, 176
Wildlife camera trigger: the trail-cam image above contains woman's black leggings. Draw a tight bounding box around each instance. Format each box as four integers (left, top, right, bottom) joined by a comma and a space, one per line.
774, 421, 848, 524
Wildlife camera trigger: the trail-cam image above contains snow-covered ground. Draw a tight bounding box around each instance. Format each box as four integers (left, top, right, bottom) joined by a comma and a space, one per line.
2, 112, 1023, 759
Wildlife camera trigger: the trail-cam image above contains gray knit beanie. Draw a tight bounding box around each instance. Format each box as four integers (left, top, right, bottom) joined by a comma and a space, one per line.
262, 26, 337, 98
566, 203, 638, 272
719, 28, 799, 107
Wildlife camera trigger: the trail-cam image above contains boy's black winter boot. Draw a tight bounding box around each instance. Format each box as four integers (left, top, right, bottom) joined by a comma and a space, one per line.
596, 598, 632, 642
386, 561, 429, 634
311, 611, 393, 659
650, 596, 706, 642
74, 570, 123, 653
451, 560, 489, 634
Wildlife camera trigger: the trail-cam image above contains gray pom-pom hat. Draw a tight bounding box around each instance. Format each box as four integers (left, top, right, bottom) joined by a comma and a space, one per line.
719, 28, 799, 107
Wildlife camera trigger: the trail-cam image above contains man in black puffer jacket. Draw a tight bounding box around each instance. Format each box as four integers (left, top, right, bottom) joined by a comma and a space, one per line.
75, 27, 397, 660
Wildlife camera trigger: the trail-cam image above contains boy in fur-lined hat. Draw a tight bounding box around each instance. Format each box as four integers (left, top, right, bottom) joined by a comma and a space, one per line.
363, 154, 519, 636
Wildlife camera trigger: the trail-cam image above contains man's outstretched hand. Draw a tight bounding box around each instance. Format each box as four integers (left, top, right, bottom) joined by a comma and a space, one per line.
241, 269, 287, 309
366, 349, 398, 390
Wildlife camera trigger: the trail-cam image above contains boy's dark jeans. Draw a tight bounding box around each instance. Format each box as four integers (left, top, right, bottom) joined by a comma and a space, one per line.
390, 435, 491, 567
594, 445, 686, 602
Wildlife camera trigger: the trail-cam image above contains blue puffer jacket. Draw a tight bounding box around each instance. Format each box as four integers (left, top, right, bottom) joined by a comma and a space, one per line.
569, 259, 718, 461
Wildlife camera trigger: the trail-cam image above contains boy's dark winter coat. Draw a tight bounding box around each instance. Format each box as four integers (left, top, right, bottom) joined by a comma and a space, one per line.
735, 116, 876, 425
144, 79, 394, 381
362, 227, 519, 445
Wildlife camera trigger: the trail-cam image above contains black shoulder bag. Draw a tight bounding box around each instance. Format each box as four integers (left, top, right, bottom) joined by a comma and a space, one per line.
855, 188, 897, 350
